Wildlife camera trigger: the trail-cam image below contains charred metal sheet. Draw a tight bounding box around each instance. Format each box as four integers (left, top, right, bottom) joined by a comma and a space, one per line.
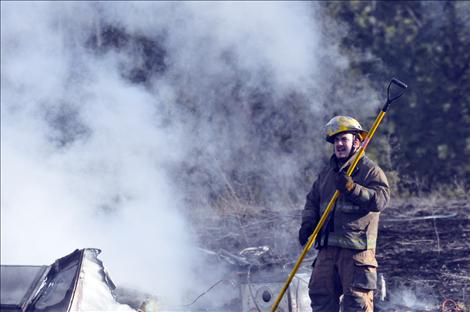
0, 265, 49, 312
26, 249, 84, 312
1, 248, 135, 312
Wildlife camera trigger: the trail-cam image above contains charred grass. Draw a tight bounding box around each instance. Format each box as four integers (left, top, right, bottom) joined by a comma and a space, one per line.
377, 197, 469, 311
192, 194, 469, 311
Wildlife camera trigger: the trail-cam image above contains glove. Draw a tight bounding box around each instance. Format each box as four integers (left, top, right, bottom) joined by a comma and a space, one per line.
299, 222, 314, 246
336, 171, 355, 193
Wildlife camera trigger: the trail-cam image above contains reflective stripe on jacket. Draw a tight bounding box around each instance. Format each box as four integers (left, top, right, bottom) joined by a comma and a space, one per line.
301, 155, 390, 250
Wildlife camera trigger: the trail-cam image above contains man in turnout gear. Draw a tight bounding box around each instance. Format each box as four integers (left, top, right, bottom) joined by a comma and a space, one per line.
299, 116, 390, 312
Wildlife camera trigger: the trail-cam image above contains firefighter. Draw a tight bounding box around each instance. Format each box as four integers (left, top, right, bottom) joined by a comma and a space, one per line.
299, 116, 390, 312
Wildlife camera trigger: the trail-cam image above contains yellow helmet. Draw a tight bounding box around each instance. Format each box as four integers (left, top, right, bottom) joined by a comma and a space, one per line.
324, 116, 368, 143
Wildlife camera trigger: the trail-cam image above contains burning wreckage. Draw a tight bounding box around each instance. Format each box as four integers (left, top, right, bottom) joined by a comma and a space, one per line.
0, 247, 314, 312
0, 249, 138, 312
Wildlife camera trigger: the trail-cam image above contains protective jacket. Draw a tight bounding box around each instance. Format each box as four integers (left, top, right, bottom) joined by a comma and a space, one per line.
301, 154, 389, 250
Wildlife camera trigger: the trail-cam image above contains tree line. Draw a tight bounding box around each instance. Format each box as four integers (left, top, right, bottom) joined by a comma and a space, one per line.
321, 1, 470, 193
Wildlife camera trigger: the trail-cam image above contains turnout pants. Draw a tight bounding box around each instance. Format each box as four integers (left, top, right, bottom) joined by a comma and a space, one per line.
308, 247, 377, 312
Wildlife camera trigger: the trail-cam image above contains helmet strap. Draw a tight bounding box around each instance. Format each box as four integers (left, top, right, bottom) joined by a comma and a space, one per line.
346, 133, 358, 158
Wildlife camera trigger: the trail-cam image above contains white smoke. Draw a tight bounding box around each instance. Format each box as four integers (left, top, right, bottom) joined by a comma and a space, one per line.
1, 1, 380, 307
1, 1, 192, 303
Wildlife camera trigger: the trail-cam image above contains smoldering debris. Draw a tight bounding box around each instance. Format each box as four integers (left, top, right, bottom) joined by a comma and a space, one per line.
182, 198, 469, 311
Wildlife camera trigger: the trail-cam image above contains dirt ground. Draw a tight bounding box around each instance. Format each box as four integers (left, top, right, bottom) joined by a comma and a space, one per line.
194, 196, 469, 311
376, 197, 470, 312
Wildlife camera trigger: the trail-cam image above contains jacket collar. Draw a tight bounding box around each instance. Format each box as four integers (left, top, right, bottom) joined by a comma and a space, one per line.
329, 154, 365, 174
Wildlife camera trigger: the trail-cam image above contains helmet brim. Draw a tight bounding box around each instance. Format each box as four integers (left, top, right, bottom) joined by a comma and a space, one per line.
326, 130, 368, 143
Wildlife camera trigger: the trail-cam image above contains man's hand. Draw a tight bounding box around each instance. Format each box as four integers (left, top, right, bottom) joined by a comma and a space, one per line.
299, 222, 314, 246
336, 171, 356, 193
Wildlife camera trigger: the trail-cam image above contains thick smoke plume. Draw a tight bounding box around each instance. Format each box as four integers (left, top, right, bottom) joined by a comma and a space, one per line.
1, 2, 380, 306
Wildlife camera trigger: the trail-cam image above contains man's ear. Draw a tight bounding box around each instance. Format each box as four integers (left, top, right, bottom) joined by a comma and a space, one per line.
354, 137, 361, 148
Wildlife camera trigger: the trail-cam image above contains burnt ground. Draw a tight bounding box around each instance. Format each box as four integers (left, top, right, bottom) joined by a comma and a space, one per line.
376, 198, 470, 312
193, 196, 469, 311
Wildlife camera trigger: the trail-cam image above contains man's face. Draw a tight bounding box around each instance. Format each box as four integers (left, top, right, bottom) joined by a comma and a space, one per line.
334, 133, 360, 159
